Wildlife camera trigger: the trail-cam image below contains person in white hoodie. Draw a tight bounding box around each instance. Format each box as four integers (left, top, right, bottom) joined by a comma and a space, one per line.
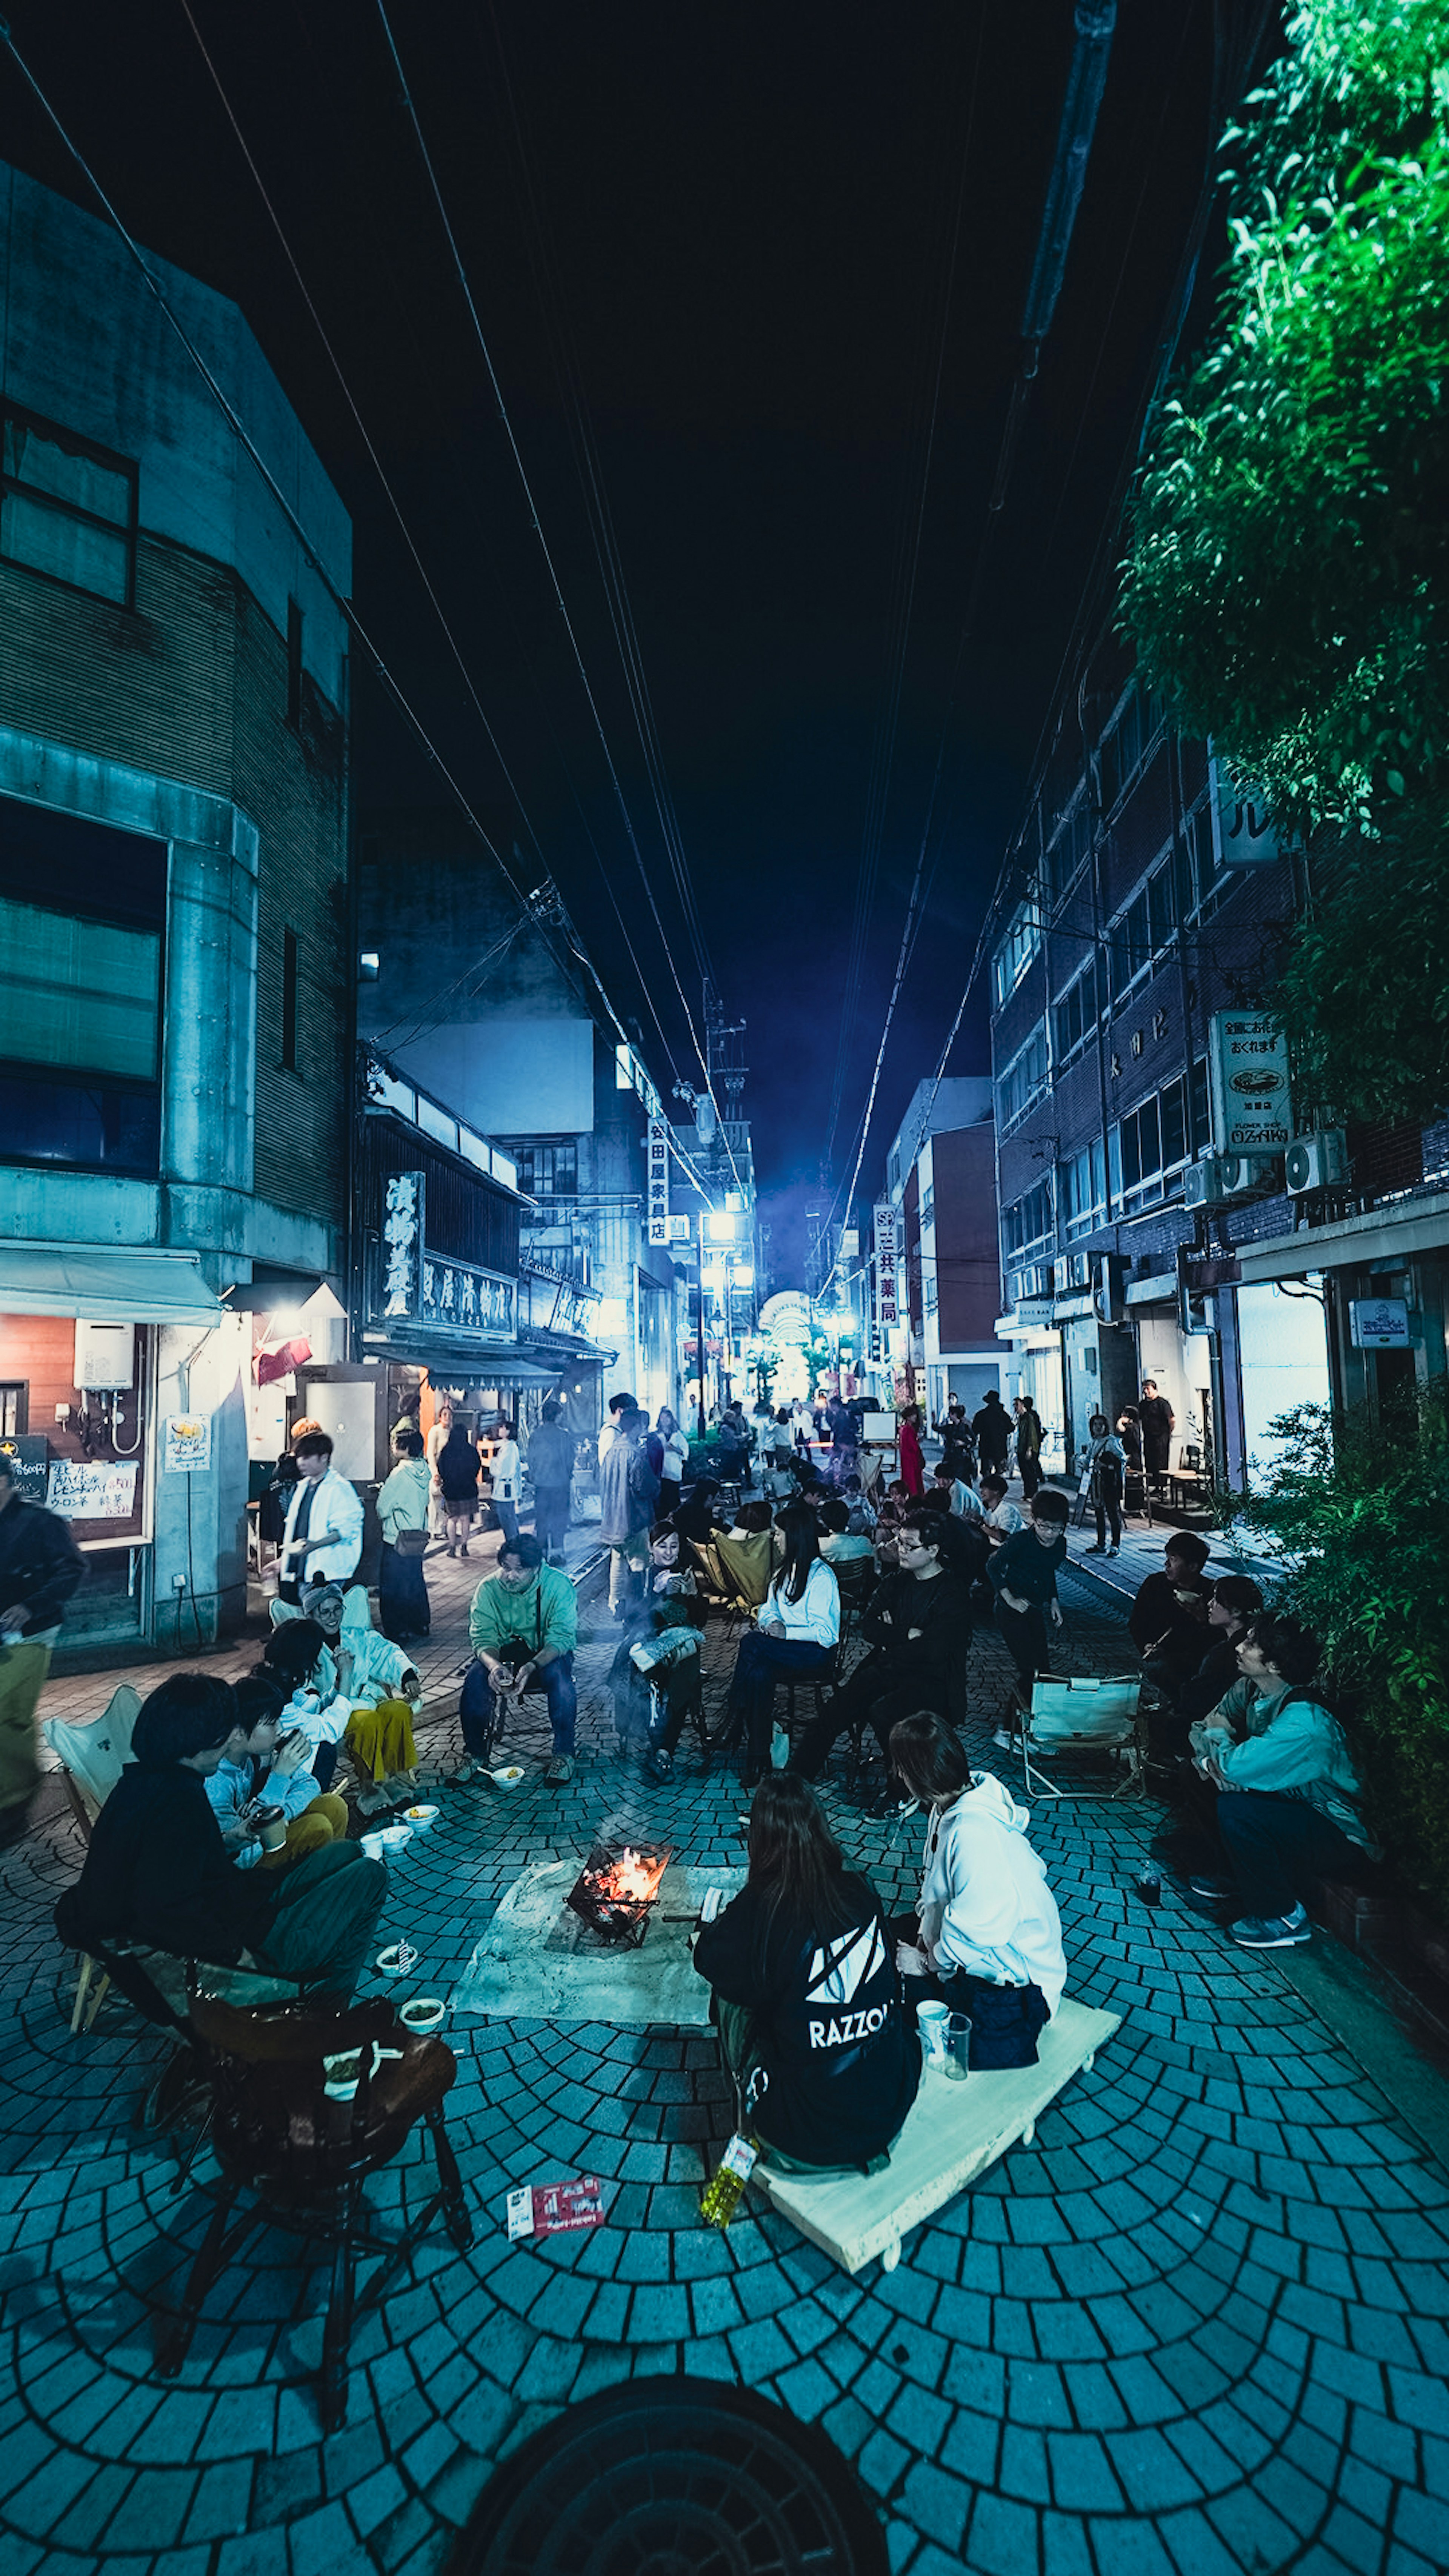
887, 1712, 1066, 2067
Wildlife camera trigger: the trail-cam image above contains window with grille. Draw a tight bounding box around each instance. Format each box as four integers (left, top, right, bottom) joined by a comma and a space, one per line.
512, 1140, 578, 1198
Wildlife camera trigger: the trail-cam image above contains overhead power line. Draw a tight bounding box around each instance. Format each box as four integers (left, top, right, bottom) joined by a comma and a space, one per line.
371, 0, 746, 1196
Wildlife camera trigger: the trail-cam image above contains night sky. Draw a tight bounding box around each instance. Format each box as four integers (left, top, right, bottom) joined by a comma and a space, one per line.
1, 2, 1238, 1278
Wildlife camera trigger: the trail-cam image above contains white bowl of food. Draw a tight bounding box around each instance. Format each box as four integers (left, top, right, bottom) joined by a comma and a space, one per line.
489, 1763, 526, 1790
403, 1803, 439, 1827
379, 1822, 412, 1851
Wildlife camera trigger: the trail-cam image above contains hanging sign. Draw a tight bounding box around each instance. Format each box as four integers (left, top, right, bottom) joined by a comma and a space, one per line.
1350, 1299, 1410, 1349
1209, 1012, 1292, 1155
647, 1118, 671, 1246
874, 1203, 899, 1328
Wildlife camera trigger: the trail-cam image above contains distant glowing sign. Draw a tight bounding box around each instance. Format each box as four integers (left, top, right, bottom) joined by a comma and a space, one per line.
874, 1203, 899, 1328
647, 1118, 670, 1245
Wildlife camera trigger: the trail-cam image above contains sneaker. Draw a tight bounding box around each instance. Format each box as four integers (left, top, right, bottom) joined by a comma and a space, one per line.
992, 1727, 1018, 1753
643, 1747, 674, 1784
1189, 1874, 1233, 1900
1083, 1544, 1106, 1555
1107, 1545, 1120, 1556
545, 1754, 574, 1787
1231, 1908, 1311, 1949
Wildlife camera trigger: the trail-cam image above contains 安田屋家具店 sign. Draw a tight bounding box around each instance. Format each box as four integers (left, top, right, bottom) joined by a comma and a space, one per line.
1209, 1010, 1292, 1155
647, 1118, 670, 1246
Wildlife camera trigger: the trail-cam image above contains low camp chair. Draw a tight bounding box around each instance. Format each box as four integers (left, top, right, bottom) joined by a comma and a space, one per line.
1021, 1673, 1145, 1801
42, 1687, 143, 2033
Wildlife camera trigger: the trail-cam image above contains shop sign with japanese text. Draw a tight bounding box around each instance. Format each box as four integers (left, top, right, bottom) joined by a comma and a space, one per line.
647, 1118, 671, 1245
1209, 1011, 1292, 1154
874, 1201, 899, 1327
420, 1257, 515, 1338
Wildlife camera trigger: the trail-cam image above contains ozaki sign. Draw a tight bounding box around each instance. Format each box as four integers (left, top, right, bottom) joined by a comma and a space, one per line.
1209, 1011, 1292, 1155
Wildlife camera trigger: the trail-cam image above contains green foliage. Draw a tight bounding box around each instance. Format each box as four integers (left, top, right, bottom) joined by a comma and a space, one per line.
1225, 1389, 1449, 1911
1121, 0, 1449, 1121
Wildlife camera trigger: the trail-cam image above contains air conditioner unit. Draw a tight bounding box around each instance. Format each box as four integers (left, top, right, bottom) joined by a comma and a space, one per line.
1184, 1156, 1224, 1209
1092, 1252, 1126, 1323
1218, 1153, 1272, 1198
1285, 1129, 1349, 1194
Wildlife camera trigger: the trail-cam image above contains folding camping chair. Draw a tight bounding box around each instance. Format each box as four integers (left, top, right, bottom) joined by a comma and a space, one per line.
42, 1686, 144, 2032
1021, 1673, 1145, 1801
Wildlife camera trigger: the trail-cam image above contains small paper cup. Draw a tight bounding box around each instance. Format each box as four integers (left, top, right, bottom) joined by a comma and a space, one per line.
360, 1832, 385, 1861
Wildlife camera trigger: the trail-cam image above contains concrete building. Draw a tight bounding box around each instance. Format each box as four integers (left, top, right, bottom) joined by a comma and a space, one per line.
355, 812, 688, 1435
869, 1079, 1003, 1418
990, 618, 1449, 1493
0, 165, 351, 1655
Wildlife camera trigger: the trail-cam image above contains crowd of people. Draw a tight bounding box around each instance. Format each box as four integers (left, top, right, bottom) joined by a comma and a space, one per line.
23, 1375, 1383, 2192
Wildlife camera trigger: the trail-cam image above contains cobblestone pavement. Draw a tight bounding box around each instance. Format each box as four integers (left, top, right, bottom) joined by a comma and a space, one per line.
4, 1539, 1448, 2576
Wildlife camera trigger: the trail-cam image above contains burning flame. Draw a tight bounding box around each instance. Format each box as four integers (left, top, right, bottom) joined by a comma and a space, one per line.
593, 1848, 668, 1907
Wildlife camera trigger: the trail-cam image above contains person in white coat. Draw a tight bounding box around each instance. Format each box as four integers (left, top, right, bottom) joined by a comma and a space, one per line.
278, 1432, 364, 1603
888, 1712, 1066, 2067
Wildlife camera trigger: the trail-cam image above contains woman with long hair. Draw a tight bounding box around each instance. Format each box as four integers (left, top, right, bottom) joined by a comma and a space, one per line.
692, 1773, 919, 2172
434, 1419, 481, 1556
656, 1406, 689, 1518
722, 1506, 840, 1787
888, 1713, 1066, 2067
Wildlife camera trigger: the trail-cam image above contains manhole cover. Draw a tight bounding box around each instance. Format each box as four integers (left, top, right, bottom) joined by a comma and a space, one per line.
449, 2375, 888, 2576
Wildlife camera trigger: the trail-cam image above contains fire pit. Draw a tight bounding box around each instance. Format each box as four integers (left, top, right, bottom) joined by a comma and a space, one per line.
565, 1842, 674, 1948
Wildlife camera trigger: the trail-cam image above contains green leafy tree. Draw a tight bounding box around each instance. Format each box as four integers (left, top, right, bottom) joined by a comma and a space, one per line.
1225, 1392, 1449, 1911
1121, 1, 1449, 1122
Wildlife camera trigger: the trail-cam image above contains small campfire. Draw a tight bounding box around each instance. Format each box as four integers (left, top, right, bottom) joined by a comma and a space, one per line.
566, 1842, 673, 1948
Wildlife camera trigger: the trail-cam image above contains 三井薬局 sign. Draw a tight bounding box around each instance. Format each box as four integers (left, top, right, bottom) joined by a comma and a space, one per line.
1209, 1011, 1292, 1156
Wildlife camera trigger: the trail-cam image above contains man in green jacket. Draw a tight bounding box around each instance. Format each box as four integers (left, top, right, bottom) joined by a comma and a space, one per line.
461, 1535, 579, 1785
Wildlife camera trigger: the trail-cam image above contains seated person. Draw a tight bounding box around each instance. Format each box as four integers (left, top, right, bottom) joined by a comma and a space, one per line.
205, 1672, 350, 1870
888, 1713, 1066, 2066
673, 1476, 724, 1544
1177, 1573, 1265, 1727
931, 1461, 984, 1521
269, 1585, 422, 1806
987, 1490, 1069, 1732
724, 1508, 841, 1787
818, 1498, 873, 1565
53, 1673, 385, 1999
609, 1526, 705, 1776
977, 1474, 1024, 1543
872, 1479, 912, 1571
789, 1510, 971, 1781
1185, 1612, 1378, 1949
461, 1534, 578, 1787
840, 1473, 877, 1538
259, 1620, 354, 1791
693, 1774, 919, 2174
1129, 1532, 1214, 1697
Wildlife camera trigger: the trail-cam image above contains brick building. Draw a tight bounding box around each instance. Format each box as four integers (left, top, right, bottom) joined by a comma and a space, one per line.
991, 619, 1449, 1492
0, 164, 351, 1653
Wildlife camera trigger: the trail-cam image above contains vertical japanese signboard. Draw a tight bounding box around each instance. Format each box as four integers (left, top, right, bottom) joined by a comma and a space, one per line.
874, 1202, 899, 1333
1209, 1012, 1292, 1156
647, 1118, 671, 1246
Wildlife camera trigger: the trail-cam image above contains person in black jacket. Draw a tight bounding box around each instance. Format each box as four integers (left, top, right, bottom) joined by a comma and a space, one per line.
52, 1672, 386, 1999
0, 1455, 85, 1846
971, 1389, 1012, 1475
788, 1510, 972, 1780
693, 1773, 919, 2172
1173, 1575, 1265, 1730
1129, 1533, 1214, 1696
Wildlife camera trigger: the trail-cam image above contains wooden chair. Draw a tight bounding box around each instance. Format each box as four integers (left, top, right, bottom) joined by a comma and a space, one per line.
42, 1688, 143, 2033
152, 1986, 472, 2430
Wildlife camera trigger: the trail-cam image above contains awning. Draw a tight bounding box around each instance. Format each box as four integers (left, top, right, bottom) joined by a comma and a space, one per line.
0, 1243, 225, 1329
361, 1327, 563, 1386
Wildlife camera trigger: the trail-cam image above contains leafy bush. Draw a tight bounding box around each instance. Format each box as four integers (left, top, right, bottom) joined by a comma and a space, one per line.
1226, 1390, 1449, 1912
1121, 0, 1449, 1123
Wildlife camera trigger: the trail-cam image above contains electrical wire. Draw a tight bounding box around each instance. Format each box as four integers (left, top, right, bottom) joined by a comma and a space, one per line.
371, 0, 746, 1195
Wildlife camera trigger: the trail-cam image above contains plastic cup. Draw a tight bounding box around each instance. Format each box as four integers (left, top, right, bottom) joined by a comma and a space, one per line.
360, 1831, 385, 1861
944, 2010, 973, 2080
917, 2000, 949, 2068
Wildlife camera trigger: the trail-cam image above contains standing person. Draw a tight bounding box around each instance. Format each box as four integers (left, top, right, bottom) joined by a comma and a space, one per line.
488, 1418, 522, 1553
1013, 1395, 1043, 1501
655, 1406, 689, 1519
1083, 1413, 1127, 1555
888, 1715, 1066, 2064
0, 1455, 85, 1849
278, 1432, 364, 1604
826, 1396, 858, 1490
377, 1430, 432, 1642
988, 1489, 1069, 1737
715, 1403, 749, 1489
461, 1535, 579, 1787
425, 1401, 454, 1539
598, 1392, 636, 1470
600, 1407, 660, 1616
528, 1400, 575, 1567
723, 1508, 841, 1787
791, 1399, 811, 1457
971, 1388, 1012, 1478
932, 1398, 973, 1481
898, 1404, 925, 1498
434, 1420, 481, 1558
692, 1775, 920, 2175
1139, 1380, 1175, 1484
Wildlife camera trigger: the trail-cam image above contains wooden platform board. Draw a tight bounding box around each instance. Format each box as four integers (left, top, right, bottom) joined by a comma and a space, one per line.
752, 1998, 1121, 2275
